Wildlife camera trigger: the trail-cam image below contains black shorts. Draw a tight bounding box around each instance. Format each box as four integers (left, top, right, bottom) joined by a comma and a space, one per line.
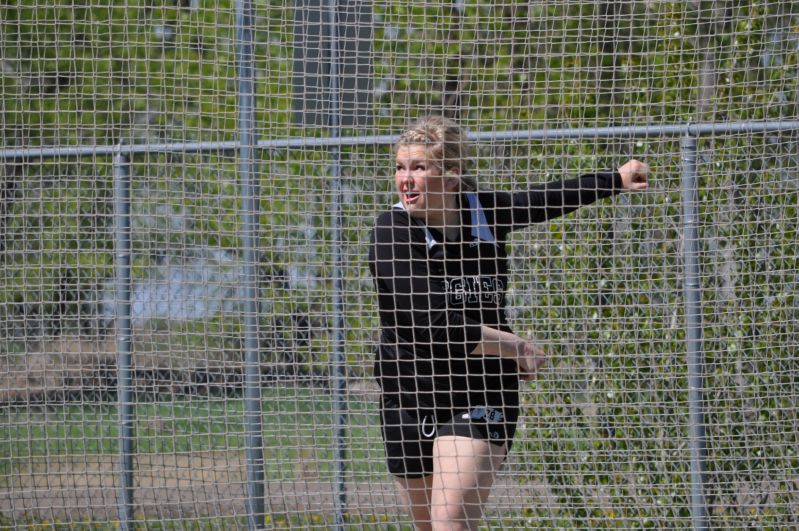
380, 394, 519, 478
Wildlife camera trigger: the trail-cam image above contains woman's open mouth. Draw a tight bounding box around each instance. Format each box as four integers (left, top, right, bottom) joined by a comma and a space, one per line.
404, 192, 421, 204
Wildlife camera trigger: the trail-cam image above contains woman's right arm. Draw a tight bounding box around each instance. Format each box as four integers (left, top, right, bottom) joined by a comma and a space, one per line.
471, 326, 547, 380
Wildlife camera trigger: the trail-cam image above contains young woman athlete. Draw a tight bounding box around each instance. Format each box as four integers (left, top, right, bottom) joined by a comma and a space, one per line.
368, 115, 650, 530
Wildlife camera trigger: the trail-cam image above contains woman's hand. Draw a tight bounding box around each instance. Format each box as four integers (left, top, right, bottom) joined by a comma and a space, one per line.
618, 159, 650, 192
515, 340, 547, 381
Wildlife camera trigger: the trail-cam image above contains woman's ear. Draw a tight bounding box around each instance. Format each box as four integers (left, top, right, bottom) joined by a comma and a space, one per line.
444, 166, 461, 191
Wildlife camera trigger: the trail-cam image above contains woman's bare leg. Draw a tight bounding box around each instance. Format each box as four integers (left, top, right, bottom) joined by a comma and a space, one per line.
396, 474, 434, 531
429, 435, 507, 530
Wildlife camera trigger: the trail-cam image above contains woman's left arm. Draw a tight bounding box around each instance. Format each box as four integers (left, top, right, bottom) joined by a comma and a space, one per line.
505, 159, 650, 228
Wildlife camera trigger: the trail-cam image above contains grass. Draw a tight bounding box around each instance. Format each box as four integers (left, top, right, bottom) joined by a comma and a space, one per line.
0, 386, 403, 527
0, 385, 385, 480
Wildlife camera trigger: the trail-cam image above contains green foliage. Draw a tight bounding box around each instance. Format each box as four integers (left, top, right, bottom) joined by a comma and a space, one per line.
0, 160, 114, 337
507, 137, 798, 526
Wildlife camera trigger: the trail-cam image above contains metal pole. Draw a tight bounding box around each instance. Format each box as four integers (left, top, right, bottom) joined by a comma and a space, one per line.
236, 0, 266, 527
113, 152, 134, 529
326, 0, 348, 527
680, 131, 709, 530
4, 121, 799, 161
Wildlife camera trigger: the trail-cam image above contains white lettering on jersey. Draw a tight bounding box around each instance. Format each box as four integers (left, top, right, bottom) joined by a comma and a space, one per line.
446, 276, 504, 306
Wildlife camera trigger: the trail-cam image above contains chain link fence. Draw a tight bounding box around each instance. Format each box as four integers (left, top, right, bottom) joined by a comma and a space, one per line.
2, 1, 798, 528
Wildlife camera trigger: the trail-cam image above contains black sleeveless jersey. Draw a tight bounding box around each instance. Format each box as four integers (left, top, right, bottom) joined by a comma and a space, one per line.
368, 172, 622, 412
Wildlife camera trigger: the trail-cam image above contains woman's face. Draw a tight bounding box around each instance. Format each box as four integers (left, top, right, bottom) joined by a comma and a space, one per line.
394, 144, 458, 223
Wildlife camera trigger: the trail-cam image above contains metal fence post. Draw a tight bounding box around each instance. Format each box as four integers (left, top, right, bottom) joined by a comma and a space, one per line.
680, 130, 710, 530
326, 0, 348, 528
236, 0, 266, 527
113, 151, 135, 529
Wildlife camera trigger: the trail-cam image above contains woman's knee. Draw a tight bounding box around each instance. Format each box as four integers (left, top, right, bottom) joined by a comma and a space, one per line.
397, 476, 434, 530
429, 496, 478, 531
430, 478, 488, 529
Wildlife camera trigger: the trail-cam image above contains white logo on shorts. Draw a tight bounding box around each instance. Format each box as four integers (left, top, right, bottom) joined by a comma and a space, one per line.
421, 415, 437, 438
462, 407, 504, 423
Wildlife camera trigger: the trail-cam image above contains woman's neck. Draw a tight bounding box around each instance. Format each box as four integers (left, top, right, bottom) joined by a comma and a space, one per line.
427, 195, 461, 240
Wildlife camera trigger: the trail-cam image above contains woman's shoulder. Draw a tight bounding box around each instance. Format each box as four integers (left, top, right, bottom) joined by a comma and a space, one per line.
371, 207, 423, 245
374, 206, 411, 228
473, 189, 513, 211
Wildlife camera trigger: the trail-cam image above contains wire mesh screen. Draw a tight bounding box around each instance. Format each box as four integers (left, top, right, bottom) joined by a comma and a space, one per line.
1, 0, 798, 529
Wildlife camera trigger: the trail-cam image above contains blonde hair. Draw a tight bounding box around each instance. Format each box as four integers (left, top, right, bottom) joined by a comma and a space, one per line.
395, 115, 477, 191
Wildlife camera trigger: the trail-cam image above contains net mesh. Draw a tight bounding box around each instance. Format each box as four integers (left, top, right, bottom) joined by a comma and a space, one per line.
1, 0, 797, 528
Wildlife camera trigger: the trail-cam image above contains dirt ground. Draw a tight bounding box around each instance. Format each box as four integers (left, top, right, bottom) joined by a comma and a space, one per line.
0, 451, 554, 525
0, 339, 555, 526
